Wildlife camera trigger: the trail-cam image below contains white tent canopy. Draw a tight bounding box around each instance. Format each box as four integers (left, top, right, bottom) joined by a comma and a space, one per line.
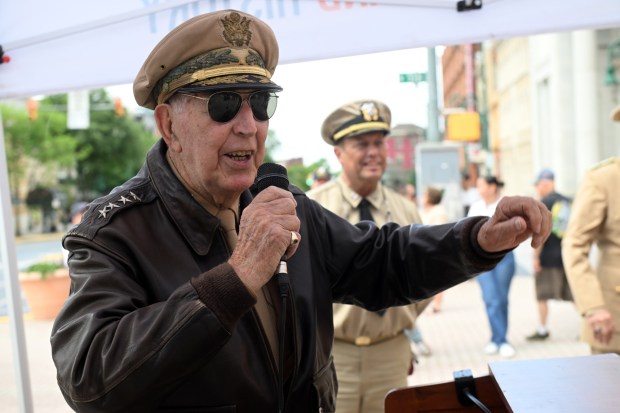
2, 0, 620, 100
2, 1, 620, 412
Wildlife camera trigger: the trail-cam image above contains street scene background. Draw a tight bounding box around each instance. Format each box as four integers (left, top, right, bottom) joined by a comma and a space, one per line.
2, 6, 620, 412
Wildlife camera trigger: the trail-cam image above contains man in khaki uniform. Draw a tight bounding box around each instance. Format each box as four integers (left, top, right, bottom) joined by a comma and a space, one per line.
307, 99, 430, 413
562, 105, 620, 356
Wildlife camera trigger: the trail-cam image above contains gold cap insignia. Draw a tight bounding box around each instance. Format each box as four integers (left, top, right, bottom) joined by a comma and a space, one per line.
360, 101, 380, 122
221, 11, 252, 47
321, 99, 391, 145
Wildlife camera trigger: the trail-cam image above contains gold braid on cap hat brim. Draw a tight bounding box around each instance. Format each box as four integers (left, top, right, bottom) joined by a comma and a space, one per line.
333, 121, 390, 143
155, 47, 272, 105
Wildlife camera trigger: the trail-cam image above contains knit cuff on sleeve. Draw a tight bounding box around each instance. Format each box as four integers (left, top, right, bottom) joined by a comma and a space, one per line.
190, 263, 257, 331
461, 216, 511, 270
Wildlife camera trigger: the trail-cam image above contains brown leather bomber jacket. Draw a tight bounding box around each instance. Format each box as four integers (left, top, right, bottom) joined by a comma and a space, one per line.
51, 139, 503, 413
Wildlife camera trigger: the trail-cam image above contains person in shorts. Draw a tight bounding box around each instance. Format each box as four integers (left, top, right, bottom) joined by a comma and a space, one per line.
527, 168, 573, 340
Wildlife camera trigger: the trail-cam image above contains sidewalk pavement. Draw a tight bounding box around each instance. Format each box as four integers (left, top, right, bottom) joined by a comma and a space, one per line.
1, 273, 588, 412
408, 274, 589, 387
14, 233, 66, 244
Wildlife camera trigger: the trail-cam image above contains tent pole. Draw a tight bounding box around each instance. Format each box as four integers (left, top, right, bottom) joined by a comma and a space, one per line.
0, 110, 34, 412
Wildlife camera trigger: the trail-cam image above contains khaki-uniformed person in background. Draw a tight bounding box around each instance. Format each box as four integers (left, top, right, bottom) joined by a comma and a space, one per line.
562, 104, 620, 356
307, 100, 431, 413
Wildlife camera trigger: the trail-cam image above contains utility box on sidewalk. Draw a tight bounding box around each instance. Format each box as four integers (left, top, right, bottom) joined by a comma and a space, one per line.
415, 143, 463, 221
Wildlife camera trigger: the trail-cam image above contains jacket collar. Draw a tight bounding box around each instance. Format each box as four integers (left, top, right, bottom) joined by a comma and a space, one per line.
145, 139, 253, 255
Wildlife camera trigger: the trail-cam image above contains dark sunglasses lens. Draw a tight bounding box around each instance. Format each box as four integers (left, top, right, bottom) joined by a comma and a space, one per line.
250, 92, 278, 121
208, 92, 242, 122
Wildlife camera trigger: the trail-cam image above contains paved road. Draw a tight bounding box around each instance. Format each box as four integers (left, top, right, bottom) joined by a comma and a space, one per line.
1, 271, 588, 412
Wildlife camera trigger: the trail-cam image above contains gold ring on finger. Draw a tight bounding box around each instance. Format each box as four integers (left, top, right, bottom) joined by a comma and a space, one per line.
290, 231, 299, 246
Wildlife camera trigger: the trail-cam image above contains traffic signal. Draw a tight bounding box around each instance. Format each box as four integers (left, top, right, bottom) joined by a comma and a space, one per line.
114, 97, 125, 117
0, 45, 10, 64
27, 98, 38, 121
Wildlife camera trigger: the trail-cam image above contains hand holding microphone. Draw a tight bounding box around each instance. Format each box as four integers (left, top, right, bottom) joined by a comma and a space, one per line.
253, 163, 301, 260
228, 164, 300, 295
251, 164, 297, 413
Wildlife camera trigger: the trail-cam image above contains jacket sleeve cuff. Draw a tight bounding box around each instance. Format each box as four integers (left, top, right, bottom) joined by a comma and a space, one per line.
190, 263, 256, 331
461, 216, 510, 271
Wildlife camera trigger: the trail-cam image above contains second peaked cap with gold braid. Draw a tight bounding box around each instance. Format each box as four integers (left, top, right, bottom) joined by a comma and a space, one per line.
321, 99, 391, 145
133, 9, 282, 109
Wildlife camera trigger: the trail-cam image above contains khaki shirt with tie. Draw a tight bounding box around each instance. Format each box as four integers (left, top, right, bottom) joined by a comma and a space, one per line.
307, 175, 430, 344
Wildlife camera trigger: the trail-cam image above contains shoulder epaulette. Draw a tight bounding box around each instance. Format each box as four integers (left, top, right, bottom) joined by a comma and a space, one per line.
93, 190, 143, 220
589, 157, 618, 171
68, 182, 155, 240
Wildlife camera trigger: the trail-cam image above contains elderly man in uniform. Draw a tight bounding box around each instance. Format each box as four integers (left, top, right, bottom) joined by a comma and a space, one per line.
307, 99, 431, 413
51, 9, 552, 413
562, 105, 620, 356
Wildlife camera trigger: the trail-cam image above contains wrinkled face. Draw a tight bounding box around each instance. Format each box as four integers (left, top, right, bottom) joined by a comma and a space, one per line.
335, 131, 387, 187
161, 91, 269, 203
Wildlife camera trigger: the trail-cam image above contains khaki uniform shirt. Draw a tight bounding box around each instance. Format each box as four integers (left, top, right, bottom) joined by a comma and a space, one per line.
308, 176, 430, 343
562, 157, 620, 352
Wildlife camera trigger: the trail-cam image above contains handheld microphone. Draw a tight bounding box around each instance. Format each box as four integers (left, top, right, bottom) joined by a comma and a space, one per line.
253, 162, 291, 413
254, 162, 290, 193
254, 162, 292, 278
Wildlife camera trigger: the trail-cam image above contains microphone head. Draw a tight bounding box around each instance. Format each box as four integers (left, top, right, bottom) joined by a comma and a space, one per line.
255, 163, 289, 193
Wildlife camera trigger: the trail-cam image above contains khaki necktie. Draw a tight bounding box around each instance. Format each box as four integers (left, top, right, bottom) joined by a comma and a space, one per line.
218, 208, 280, 363
218, 208, 238, 251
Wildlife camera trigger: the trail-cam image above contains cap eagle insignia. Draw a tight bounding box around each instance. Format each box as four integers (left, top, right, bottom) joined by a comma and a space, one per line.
221, 12, 252, 47
360, 102, 380, 122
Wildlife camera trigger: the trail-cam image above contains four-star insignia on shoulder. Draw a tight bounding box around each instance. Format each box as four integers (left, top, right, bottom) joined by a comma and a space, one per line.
67, 188, 150, 240
97, 191, 142, 219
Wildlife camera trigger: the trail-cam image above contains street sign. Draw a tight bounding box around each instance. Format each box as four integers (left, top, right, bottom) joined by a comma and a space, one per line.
399, 72, 427, 84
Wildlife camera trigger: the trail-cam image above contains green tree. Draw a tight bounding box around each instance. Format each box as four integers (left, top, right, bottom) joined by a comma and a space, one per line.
264, 130, 280, 163
2, 90, 156, 235
1, 103, 78, 234
70, 90, 156, 198
288, 159, 332, 191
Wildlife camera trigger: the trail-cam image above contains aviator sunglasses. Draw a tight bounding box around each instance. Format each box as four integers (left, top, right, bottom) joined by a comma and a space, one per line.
178, 90, 278, 123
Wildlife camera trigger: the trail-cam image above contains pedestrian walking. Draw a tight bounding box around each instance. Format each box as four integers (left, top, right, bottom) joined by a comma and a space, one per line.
468, 175, 517, 358
420, 186, 450, 313
526, 168, 574, 341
